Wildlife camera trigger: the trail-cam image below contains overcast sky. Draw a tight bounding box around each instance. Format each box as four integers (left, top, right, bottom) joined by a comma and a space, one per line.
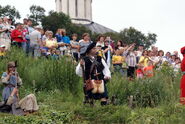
0, 0, 184, 54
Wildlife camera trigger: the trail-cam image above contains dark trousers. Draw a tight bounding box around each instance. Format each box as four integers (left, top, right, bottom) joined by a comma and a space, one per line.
127, 66, 136, 78
72, 52, 79, 62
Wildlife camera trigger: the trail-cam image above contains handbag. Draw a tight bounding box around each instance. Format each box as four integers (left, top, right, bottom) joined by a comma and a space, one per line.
85, 79, 94, 91
91, 80, 104, 94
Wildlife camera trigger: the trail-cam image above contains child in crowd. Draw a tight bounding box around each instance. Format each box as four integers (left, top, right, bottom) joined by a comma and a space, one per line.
70, 34, 79, 62
0, 45, 6, 58
143, 60, 154, 78
173, 57, 181, 73
136, 64, 144, 79
50, 48, 59, 60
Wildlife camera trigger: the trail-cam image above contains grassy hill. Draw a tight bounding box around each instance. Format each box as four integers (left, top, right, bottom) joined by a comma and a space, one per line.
0, 48, 184, 124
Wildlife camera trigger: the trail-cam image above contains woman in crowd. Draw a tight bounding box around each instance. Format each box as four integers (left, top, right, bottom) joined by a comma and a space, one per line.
79, 33, 92, 58
164, 52, 171, 64
58, 29, 70, 55
96, 35, 105, 47
55, 28, 63, 43
138, 50, 149, 67
11, 23, 25, 48
43, 31, 58, 50
102, 40, 113, 62
157, 50, 165, 66
173, 57, 181, 73
0, 61, 39, 115
76, 42, 111, 106
0, 18, 11, 50
115, 40, 124, 50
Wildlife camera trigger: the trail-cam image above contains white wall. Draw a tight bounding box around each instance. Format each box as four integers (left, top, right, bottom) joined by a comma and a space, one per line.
55, 0, 92, 24
86, 0, 92, 21
69, 0, 75, 18
61, 0, 68, 14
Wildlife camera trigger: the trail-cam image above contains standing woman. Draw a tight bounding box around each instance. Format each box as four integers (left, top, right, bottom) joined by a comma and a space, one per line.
79, 33, 92, 58
43, 31, 58, 50
115, 40, 124, 50
96, 35, 105, 47
180, 47, 185, 105
76, 42, 111, 105
0, 18, 11, 50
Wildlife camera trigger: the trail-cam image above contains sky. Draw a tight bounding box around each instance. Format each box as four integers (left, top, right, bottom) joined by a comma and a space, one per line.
0, 0, 184, 54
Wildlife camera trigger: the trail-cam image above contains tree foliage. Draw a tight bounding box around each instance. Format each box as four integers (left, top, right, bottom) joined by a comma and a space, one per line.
119, 27, 157, 49
28, 5, 46, 25
41, 11, 91, 38
0, 5, 21, 22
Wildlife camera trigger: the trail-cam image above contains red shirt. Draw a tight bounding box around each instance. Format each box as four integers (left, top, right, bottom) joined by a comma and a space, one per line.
181, 57, 185, 88
144, 66, 154, 77
11, 29, 24, 43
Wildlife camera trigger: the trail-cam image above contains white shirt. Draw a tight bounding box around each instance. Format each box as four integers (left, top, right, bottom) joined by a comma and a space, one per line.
76, 58, 111, 79
30, 30, 41, 45
96, 41, 104, 47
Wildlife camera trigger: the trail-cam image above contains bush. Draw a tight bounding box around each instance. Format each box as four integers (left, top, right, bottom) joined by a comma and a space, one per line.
108, 69, 180, 107
0, 47, 81, 95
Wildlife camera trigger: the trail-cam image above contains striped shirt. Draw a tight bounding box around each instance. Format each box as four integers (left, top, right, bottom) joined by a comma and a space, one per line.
123, 50, 137, 67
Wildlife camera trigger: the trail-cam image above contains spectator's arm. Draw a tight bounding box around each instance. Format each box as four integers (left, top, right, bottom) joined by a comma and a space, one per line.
1, 72, 9, 84
102, 59, 111, 79
11, 30, 17, 39
76, 63, 83, 77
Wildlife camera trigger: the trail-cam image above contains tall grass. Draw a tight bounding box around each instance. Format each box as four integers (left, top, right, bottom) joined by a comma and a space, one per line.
108, 67, 181, 107
0, 47, 81, 95
0, 48, 183, 124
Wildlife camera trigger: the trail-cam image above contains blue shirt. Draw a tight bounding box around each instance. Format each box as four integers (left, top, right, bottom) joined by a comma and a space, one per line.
62, 36, 70, 44
55, 34, 63, 43
25, 26, 34, 40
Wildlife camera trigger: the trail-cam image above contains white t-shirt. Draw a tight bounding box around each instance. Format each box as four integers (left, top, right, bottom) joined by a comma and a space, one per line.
30, 30, 41, 45
96, 41, 104, 47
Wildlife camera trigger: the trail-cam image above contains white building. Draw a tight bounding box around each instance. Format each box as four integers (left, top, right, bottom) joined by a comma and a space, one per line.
56, 0, 92, 24
55, 0, 115, 33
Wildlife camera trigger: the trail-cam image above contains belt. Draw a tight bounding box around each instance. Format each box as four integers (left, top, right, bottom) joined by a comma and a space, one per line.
6, 84, 16, 88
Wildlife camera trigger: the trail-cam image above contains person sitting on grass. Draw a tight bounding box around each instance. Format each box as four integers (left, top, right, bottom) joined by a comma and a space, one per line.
0, 61, 39, 115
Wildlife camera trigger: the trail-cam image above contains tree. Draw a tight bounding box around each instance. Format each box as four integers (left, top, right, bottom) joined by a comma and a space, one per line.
28, 5, 46, 25
119, 27, 157, 49
41, 11, 91, 38
0, 5, 21, 22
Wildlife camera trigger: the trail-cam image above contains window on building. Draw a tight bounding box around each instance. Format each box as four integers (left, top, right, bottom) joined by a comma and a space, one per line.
75, 0, 78, 17
60, 0, 62, 11
84, 0, 87, 18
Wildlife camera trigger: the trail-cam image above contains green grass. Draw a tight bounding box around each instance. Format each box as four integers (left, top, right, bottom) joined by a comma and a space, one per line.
0, 48, 184, 124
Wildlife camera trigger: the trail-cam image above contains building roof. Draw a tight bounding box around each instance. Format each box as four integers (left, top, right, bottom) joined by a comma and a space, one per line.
72, 18, 116, 34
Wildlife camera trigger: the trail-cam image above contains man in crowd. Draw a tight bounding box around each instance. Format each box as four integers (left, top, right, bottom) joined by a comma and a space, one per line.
29, 25, 42, 57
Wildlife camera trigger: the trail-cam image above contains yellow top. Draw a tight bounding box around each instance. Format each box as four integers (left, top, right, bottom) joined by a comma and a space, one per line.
112, 55, 125, 64
139, 56, 149, 67
97, 50, 105, 58
0, 51, 6, 56
45, 39, 58, 48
